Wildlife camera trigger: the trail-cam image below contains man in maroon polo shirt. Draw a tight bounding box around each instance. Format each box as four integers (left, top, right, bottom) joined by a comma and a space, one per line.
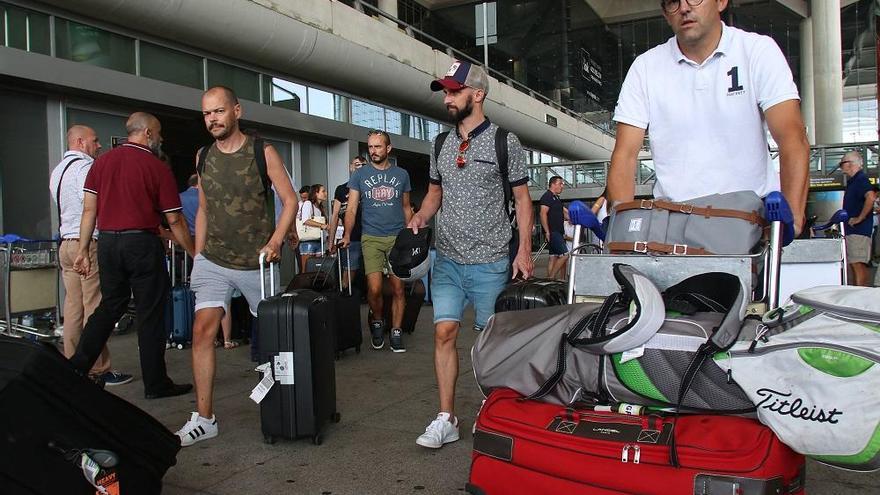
70, 112, 195, 399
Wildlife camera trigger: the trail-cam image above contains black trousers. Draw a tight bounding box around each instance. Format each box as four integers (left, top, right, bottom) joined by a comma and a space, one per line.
70, 233, 173, 394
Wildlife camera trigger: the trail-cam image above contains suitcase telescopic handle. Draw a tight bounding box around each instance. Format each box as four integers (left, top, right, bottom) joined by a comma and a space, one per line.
258, 252, 277, 300
336, 244, 352, 296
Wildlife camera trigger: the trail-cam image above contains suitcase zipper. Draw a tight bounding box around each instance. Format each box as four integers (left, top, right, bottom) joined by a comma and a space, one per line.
620, 444, 641, 464
730, 341, 880, 363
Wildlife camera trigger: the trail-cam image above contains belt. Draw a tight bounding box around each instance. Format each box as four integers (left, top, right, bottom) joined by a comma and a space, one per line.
98, 229, 152, 235
61, 238, 79, 242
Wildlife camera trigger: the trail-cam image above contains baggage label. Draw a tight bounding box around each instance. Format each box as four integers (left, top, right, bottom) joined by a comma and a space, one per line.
250, 362, 276, 404
274, 352, 296, 385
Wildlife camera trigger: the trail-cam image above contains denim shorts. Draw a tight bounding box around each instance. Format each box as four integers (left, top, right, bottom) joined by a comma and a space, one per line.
548, 231, 568, 256
339, 241, 362, 270
299, 240, 322, 255
431, 254, 510, 328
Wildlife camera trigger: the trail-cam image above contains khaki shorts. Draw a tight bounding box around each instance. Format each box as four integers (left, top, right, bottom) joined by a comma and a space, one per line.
361, 234, 396, 275
846, 234, 872, 265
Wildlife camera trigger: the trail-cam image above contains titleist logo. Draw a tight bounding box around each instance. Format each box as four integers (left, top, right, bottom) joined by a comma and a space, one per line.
756, 388, 842, 424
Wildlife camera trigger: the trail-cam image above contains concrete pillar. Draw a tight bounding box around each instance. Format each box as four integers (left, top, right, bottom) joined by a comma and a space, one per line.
799, 16, 816, 145
378, 0, 398, 29
811, 0, 844, 145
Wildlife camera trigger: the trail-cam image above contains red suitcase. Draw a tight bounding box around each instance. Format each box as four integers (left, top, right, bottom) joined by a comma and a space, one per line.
467, 388, 806, 495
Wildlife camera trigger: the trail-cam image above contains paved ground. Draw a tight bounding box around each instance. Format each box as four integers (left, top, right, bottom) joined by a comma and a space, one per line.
97, 300, 878, 495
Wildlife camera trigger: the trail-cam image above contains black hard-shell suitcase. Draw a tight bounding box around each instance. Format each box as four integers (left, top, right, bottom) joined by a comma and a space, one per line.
328, 248, 362, 357
257, 258, 339, 445
0, 336, 179, 495
381, 279, 425, 334
494, 278, 567, 313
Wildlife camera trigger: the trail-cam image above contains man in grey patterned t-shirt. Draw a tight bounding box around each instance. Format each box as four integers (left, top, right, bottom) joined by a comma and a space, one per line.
408, 60, 534, 449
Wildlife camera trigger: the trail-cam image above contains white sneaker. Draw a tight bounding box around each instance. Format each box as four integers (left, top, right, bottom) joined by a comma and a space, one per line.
416, 412, 460, 449
176, 412, 218, 447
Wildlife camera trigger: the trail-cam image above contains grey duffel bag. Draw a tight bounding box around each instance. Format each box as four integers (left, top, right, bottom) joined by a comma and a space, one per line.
472, 265, 756, 413
605, 190, 767, 255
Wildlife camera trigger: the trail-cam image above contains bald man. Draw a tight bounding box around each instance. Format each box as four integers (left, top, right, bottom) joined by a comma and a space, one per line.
841, 150, 876, 286
70, 112, 195, 399
49, 126, 132, 386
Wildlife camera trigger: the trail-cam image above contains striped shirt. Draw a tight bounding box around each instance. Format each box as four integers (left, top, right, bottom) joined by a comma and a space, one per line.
49, 150, 97, 239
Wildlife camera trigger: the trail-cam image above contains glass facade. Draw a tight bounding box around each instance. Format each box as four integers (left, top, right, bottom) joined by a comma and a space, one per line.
1, 2, 50, 54
140, 42, 203, 89
55, 18, 136, 73
206, 60, 260, 102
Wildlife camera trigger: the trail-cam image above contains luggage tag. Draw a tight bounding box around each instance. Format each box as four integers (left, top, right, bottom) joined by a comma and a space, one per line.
250, 361, 276, 404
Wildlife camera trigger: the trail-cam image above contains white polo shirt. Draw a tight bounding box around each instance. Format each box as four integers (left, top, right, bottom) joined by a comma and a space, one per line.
613, 24, 799, 201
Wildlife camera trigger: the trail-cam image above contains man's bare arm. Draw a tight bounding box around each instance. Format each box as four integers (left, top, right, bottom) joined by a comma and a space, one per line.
607, 123, 646, 205
765, 100, 810, 235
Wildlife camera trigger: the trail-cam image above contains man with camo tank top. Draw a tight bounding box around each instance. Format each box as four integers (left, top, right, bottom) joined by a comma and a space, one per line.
175, 86, 299, 446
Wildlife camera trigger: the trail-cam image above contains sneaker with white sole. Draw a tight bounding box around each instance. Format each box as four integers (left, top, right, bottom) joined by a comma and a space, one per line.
389, 328, 405, 353
101, 371, 133, 387
416, 412, 459, 449
176, 412, 218, 447
370, 320, 385, 349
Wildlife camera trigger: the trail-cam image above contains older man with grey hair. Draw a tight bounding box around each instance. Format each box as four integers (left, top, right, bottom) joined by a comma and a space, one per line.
840, 150, 876, 286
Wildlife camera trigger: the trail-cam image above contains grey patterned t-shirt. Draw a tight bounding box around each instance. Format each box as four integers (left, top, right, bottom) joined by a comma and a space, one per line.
430, 121, 528, 264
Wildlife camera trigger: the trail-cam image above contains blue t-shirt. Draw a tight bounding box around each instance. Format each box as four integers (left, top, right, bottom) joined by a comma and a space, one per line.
844, 170, 873, 236
348, 163, 411, 236
179, 186, 199, 235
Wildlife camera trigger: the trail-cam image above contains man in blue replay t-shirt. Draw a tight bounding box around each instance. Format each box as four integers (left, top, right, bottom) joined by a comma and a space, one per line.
341, 130, 412, 352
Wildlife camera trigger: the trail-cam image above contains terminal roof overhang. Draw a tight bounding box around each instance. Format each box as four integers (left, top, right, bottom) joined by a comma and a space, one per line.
37, 0, 616, 160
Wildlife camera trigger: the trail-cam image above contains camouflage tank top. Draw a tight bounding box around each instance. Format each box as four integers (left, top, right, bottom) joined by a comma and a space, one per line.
200, 136, 273, 270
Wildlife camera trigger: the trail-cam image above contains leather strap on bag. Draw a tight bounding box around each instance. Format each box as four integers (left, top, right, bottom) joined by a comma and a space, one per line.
615, 199, 767, 227
606, 241, 711, 256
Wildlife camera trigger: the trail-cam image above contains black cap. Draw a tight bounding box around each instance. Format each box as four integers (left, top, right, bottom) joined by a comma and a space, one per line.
389, 228, 433, 281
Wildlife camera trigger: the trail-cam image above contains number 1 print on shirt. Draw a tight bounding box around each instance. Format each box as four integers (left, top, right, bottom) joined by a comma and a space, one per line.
727, 66, 745, 96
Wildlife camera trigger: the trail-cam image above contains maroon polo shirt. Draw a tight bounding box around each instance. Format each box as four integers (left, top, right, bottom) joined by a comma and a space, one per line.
83, 142, 182, 233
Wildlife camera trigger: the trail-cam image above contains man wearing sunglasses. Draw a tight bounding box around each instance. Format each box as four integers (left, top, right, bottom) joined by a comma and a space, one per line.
608, 0, 809, 233
840, 151, 876, 286
408, 60, 534, 450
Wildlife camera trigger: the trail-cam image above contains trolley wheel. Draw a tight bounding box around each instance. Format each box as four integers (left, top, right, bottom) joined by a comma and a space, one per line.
263, 434, 276, 445
355, 345, 361, 354
332, 412, 341, 423
176, 343, 184, 350
312, 433, 323, 446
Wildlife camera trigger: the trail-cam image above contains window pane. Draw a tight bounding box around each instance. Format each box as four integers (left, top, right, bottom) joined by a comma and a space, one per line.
385, 110, 402, 135
334, 94, 349, 122
55, 19, 135, 74
140, 42, 203, 89
6, 6, 27, 50
262, 76, 306, 112
27, 11, 50, 55
206, 60, 259, 101
351, 100, 384, 130
307, 87, 334, 119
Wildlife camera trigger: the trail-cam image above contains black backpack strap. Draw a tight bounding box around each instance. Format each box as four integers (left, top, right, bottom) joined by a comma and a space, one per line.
495, 128, 513, 223
196, 145, 208, 177
55, 157, 84, 236
253, 137, 270, 195
433, 131, 450, 182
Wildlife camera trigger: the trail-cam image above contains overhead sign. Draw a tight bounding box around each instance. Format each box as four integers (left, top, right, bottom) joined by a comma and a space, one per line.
580, 48, 602, 104
809, 176, 844, 189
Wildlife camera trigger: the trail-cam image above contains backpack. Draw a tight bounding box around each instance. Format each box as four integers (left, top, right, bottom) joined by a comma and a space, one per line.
433, 127, 513, 225
197, 137, 273, 218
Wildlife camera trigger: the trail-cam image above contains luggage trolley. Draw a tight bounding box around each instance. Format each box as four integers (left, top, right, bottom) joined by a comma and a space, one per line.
0, 238, 60, 339
566, 193, 789, 314
778, 209, 848, 303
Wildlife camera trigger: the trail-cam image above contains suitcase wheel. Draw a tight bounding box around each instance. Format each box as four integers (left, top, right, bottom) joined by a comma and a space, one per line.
176, 343, 184, 350
312, 433, 323, 446
263, 434, 276, 445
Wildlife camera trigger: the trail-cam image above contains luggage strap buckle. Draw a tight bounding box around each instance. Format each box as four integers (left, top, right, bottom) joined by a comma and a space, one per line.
671, 244, 688, 255
678, 203, 695, 214
639, 199, 654, 209
633, 242, 649, 253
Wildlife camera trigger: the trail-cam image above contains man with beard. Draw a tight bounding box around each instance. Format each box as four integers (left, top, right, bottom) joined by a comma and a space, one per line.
607, 0, 809, 232
175, 86, 298, 446
340, 131, 412, 352
70, 112, 195, 397
407, 61, 533, 449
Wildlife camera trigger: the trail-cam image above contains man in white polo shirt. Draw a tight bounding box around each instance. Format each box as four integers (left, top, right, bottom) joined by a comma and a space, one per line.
607, 0, 809, 233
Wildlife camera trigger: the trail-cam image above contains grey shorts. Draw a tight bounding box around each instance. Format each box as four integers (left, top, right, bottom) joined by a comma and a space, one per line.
846, 234, 872, 265
190, 254, 279, 316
